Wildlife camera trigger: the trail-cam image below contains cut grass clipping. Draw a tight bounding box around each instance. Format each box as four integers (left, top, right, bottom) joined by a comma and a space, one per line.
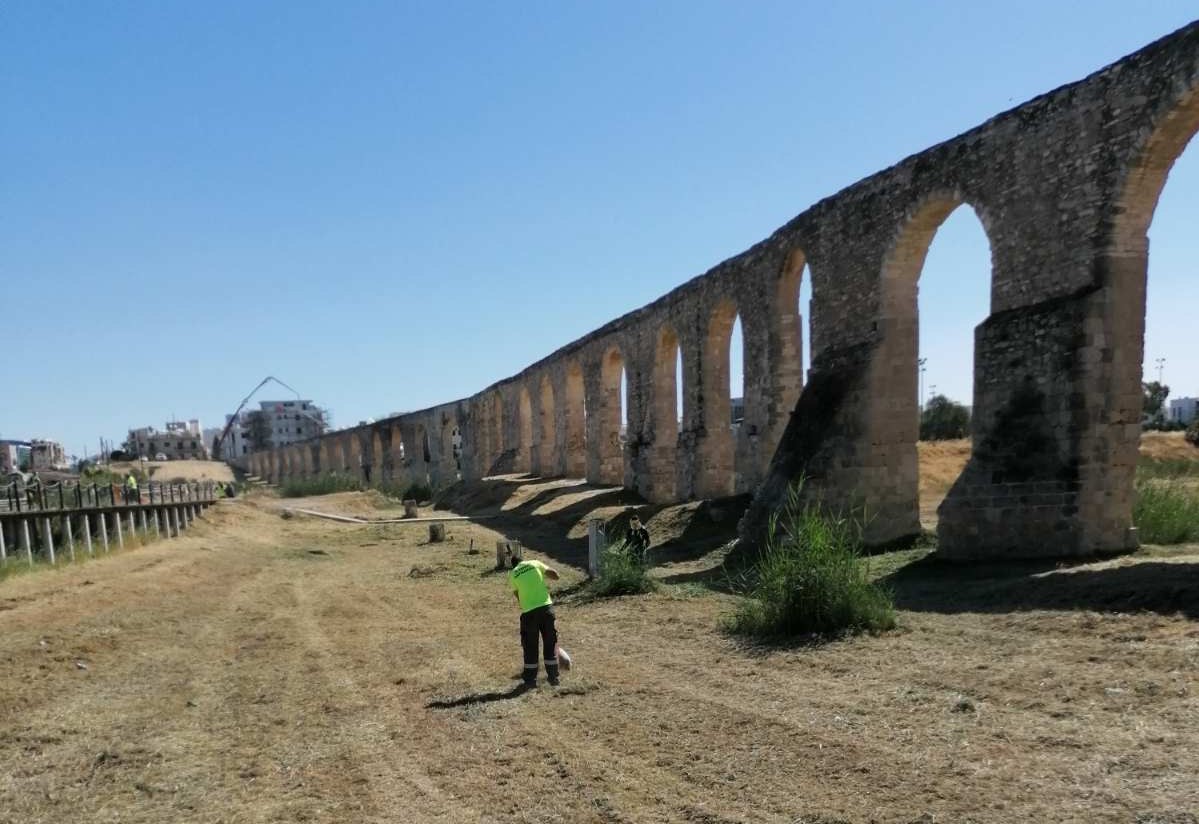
589, 540, 656, 597
725, 484, 896, 640
1133, 478, 1199, 544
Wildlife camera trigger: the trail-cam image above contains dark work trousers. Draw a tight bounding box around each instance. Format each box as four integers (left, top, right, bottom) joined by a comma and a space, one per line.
519, 605, 559, 685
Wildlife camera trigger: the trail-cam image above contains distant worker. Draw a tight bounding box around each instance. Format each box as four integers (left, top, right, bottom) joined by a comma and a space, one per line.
627, 513, 651, 565
508, 555, 562, 688
125, 472, 139, 504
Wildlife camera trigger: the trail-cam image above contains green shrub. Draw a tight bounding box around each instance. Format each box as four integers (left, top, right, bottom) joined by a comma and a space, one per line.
280, 473, 362, 498
724, 485, 896, 640
1187, 417, 1199, 448
1133, 480, 1199, 545
589, 540, 656, 597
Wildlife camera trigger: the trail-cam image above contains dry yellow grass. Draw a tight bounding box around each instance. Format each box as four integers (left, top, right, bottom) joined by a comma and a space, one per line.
107, 459, 235, 483
918, 433, 1199, 525
1, 490, 1196, 822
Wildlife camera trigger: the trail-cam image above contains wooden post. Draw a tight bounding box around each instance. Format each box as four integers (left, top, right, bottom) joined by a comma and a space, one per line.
22, 518, 33, 566
140, 509, 148, 536
0, 519, 7, 566
169, 507, 178, 536
153, 509, 160, 538
114, 510, 124, 549
42, 518, 56, 565
127, 510, 136, 541
429, 523, 446, 543
65, 515, 76, 561
99, 513, 110, 552
83, 514, 94, 555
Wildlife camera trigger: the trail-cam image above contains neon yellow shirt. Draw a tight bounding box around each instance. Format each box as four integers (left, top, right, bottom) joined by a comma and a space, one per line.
508, 559, 552, 613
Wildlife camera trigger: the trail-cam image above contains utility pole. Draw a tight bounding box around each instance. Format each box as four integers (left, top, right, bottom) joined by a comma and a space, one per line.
918, 357, 928, 410
1155, 357, 1166, 384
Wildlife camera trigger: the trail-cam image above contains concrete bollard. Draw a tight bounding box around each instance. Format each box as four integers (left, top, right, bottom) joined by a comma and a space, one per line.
42, 518, 55, 565
495, 539, 522, 570
429, 523, 446, 543
403, 499, 419, 519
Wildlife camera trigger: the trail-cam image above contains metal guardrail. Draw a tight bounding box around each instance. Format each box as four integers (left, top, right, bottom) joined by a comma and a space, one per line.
0, 480, 219, 515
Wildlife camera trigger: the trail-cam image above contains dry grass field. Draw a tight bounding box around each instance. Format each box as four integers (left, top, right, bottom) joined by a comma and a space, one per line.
2, 473, 1197, 823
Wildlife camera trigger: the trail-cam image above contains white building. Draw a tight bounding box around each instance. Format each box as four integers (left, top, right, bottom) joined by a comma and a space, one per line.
261, 400, 325, 446
218, 401, 326, 461
1168, 397, 1198, 425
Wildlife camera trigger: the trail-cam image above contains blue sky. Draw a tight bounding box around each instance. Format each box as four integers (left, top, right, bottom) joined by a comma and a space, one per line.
2, 2, 1197, 458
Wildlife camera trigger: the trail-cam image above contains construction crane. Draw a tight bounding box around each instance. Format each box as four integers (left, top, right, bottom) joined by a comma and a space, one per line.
211, 376, 307, 461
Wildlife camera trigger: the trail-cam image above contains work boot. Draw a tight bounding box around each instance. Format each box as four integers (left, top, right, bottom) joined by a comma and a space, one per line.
545, 662, 560, 687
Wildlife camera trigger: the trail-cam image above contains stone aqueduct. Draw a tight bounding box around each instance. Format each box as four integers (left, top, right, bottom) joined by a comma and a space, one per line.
248, 23, 1199, 561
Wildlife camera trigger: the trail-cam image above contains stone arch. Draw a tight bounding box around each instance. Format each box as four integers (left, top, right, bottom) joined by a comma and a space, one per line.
518, 386, 534, 474
1093, 81, 1199, 549
873, 193, 996, 541
696, 299, 740, 498
649, 324, 682, 502
537, 375, 556, 477
564, 361, 586, 477
598, 346, 626, 485
318, 440, 330, 475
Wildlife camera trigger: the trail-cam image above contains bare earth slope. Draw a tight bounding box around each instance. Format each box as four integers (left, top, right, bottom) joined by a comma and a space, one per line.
1, 493, 1196, 823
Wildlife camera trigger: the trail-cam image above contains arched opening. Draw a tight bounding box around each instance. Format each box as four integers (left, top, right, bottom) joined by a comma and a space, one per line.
599, 347, 626, 486
878, 195, 992, 535
1102, 83, 1199, 547
650, 325, 682, 501
773, 249, 812, 456
697, 299, 739, 498
518, 386, 533, 474
564, 362, 586, 477
538, 375, 556, 477
319, 441, 330, 475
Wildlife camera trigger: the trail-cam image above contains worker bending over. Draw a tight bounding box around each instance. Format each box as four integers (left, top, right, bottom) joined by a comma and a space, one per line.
508, 556, 562, 688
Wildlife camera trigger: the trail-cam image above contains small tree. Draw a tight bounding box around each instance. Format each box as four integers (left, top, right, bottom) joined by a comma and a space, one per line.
244, 410, 273, 451
1186, 416, 1199, 448
1143, 381, 1170, 425
920, 395, 970, 441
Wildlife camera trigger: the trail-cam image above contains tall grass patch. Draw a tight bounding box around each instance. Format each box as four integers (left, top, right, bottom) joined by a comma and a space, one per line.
725, 485, 896, 640
280, 473, 362, 498
1133, 479, 1199, 544
589, 540, 656, 597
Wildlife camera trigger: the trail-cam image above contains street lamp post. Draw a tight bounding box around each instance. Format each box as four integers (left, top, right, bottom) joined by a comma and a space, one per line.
1155, 357, 1166, 385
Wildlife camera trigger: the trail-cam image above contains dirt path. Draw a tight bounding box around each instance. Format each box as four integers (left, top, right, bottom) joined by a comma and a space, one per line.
1, 496, 1196, 823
